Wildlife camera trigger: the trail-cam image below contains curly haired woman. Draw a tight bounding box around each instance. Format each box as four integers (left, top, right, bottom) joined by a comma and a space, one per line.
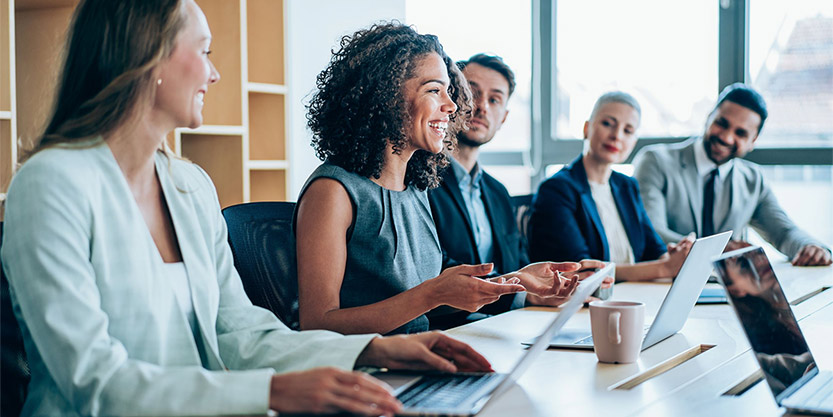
294, 22, 582, 336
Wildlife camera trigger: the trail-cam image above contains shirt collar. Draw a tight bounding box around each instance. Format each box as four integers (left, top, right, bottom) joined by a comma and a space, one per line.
449, 156, 483, 186
694, 137, 733, 179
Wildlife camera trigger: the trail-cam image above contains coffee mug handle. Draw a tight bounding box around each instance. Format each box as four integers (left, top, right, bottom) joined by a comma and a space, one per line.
608, 311, 621, 344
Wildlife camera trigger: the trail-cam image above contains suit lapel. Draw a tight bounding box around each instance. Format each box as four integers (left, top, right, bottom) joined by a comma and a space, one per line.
440, 169, 479, 257
155, 155, 226, 371
480, 178, 506, 270
680, 142, 703, 235
610, 177, 639, 255
719, 163, 742, 235
572, 160, 610, 260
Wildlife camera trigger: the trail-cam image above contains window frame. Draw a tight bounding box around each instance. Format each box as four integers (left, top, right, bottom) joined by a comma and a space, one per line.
479, 0, 833, 190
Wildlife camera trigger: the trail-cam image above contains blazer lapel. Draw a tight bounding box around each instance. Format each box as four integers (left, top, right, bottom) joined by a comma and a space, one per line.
719, 164, 743, 238
610, 177, 639, 254
680, 142, 703, 235
571, 159, 610, 260
441, 169, 479, 252
480, 180, 506, 269
155, 155, 226, 371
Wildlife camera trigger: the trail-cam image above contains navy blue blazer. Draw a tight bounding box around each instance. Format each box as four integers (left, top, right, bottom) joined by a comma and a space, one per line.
529, 156, 666, 263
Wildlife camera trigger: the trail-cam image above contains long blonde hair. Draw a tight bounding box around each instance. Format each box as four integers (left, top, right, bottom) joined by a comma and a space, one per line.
25, 0, 187, 160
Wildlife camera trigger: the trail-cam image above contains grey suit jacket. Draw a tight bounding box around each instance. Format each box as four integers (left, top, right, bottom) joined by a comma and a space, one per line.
632, 137, 826, 259
1, 143, 375, 416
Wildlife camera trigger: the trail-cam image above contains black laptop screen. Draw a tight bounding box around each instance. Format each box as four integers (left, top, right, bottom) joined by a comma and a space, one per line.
714, 247, 817, 398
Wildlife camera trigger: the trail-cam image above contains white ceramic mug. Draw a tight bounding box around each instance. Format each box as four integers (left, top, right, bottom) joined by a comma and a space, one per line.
589, 300, 645, 364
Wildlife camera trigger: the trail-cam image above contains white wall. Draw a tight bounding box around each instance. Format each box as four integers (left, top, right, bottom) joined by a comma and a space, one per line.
286, 0, 406, 199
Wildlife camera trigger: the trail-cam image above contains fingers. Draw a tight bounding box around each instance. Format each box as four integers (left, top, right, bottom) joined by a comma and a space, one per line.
560, 274, 579, 297
792, 246, 830, 266
487, 274, 521, 285
430, 333, 493, 372
270, 369, 401, 416
578, 259, 605, 271
478, 278, 525, 296
453, 263, 494, 276
331, 372, 401, 416
600, 276, 615, 289
547, 261, 581, 272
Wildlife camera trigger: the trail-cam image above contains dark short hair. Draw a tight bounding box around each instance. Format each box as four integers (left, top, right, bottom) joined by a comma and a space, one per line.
306, 22, 472, 191
714, 83, 768, 134
457, 53, 516, 98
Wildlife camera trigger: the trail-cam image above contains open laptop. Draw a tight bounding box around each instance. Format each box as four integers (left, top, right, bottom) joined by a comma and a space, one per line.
714, 246, 832, 415
539, 231, 731, 350
372, 263, 613, 416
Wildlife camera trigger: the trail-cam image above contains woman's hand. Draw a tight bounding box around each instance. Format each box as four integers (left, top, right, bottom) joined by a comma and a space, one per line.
356, 332, 493, 373
269, 368, 401, 416
426, 264, 525, 312
509, 262, 581, 298
661, 237, 694, 278
522, 260, 613, 306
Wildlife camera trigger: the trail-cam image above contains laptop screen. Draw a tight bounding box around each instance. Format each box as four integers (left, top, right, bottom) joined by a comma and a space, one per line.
713, 246, 818, 399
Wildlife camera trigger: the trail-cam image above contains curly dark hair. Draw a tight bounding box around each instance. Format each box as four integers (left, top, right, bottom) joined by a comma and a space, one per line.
306, 22, 472, 190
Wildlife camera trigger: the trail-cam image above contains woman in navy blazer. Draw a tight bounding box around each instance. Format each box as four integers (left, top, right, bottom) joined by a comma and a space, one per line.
529, 92, 692, 281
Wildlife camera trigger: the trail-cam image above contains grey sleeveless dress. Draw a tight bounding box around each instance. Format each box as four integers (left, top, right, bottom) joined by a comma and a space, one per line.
296, 163, 442, 334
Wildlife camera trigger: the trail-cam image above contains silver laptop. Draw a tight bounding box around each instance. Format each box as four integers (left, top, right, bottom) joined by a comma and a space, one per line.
372, 263, 613, 416
714, 246, 833, 415
540, 231, 731, 350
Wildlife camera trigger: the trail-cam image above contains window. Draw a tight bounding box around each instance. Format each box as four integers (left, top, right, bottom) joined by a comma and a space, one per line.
554, 0, 718, 140
749, 0, 833, 147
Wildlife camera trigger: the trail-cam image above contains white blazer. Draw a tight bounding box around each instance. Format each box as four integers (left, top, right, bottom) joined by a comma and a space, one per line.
1, 142, 375, 416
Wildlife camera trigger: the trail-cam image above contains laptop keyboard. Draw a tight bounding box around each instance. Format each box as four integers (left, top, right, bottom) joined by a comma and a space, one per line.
398, 373, 499, 408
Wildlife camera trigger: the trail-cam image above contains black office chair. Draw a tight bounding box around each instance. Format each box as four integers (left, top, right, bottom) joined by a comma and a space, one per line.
1, 221, 30, 417
222, 202, 300, 330
510, 194, 534, 259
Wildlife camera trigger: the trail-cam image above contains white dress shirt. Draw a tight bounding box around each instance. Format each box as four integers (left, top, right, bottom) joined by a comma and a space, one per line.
694, 138, 734, 233
589, 179, 635, 265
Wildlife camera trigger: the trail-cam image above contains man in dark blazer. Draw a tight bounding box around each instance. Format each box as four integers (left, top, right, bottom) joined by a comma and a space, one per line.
427, 54, 530, 328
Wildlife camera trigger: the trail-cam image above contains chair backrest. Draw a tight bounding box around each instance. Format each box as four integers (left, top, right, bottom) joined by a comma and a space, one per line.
1, 221, 31, 416
510, 194, 533, 258
222, 202, 300, 330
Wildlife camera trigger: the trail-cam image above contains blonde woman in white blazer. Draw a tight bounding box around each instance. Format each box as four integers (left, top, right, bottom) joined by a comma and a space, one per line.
0, 1, 492, 416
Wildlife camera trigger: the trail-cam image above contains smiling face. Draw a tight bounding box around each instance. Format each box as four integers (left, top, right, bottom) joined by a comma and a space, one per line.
584, 101, 640, 165
153, 0, 220, 130
458, 63, 509, 147
703, 101, 761, 165
402, 53, 458, 154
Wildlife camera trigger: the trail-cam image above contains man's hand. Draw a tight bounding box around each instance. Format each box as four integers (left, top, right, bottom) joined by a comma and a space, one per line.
792, 244, 832, 266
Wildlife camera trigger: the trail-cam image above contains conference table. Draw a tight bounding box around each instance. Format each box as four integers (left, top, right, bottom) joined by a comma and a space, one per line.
444, 261, 833, 417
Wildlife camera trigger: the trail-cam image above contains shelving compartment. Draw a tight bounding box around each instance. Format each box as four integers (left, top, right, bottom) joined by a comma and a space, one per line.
196, 0, 242, 126
246, 0, 284, 85
181, 133, 243, 208
248, 92, 285, 161
249, 169, 286, 202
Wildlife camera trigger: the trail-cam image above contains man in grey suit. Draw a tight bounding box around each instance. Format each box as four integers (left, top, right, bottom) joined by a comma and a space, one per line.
633, 83, 831, 266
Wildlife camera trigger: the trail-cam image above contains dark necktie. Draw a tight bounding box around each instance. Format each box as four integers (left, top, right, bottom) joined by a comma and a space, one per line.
702, 168, 718, 237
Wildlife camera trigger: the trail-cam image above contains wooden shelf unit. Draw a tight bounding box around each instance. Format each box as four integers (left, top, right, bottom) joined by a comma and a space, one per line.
1, 0, 290, 219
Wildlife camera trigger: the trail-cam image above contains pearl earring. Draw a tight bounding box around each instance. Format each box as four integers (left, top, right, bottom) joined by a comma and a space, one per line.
157, 78, 162, 86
